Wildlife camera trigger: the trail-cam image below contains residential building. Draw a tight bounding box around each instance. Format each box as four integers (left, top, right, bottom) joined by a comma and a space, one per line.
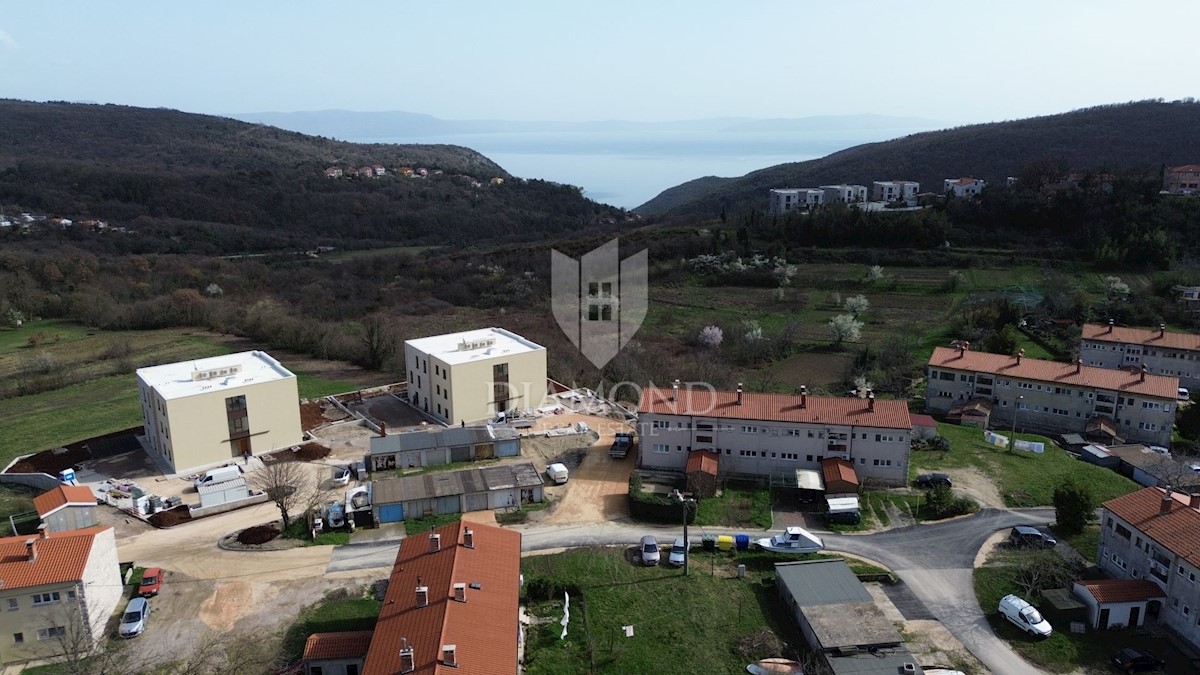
1080, 321, 1200, 390
33, 486, 97, 533
819, 184, 869, 204
303, 630, 374, 675
942, 177, 985, 198
368, 424, 520, 472
0, 527, 122, 667
1163, 164, 1200, 195
1172, 285, 1200, 314
372, 164, 386, 176
324, 167, 343, 178
371, 462, 543, 524
1098, 487, 1200, 650
1073, 578, 1165, 630
925, 345, 1178, 447
404, 328, 547, 425
871, 180, 919, 205
136, 351, 303, 474
768, 188, 824, 215
636, 385, 914, 486
362, 522, 521, 675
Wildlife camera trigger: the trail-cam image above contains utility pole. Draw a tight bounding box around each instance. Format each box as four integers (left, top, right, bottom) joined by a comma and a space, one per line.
1011, 394, 1023, 452
673, 489, 696, 576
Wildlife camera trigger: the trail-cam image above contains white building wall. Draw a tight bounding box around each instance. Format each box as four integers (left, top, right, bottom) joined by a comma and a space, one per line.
1081, 339, 1200, 391
78, 528, 122, 645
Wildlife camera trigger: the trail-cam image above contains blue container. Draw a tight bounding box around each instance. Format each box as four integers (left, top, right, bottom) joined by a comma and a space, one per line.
735, 534, 750, 551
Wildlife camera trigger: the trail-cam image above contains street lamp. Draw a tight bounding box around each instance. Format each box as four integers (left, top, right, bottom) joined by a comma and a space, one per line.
1011, 394, 1023, 450
671, 489, 697, 576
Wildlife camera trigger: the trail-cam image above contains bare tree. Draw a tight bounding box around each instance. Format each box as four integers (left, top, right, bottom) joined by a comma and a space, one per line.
249, 458, 318, 529
158, 628, 284, 675
1145, 455, 1200, 493
38, 598, 148, 675
356, 313, 396, 370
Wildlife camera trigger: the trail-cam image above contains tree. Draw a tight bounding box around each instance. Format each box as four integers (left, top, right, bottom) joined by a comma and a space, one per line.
204, 283, 224, 297
249, 458, 317, 529
1012, 549, 1084, 601
1052, 477, 1096, 535
828, 314, 863, 347
4, 306, 24, 329
1177, 403, 1200, 441
843, 294, 870, 318
865, 265, 884, 283
356, 314, 396, 370
697, 325, 723, 350
923, 484, 976, 519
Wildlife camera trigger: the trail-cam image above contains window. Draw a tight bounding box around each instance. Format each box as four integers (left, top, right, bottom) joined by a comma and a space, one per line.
1111, 553, 1127, 571
6, 599, 15, 611
1114, 523, 1131, 540
12, 633, 22, 645
652, 420, 669, 429
36, 627, 65, 641
346, 666, 359, 675
225, 395, 247, 412
696, 435, 713, 443
653, 444, 668, 454
311, 668, 323, 675
31, 592, 60, 606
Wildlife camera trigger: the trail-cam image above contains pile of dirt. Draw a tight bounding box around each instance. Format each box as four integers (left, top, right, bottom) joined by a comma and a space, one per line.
261, 442, 330, 464
8, 445, 92, 474
299, 401, 348, 432
237, 524, 281, 545
148, 505, 193, 528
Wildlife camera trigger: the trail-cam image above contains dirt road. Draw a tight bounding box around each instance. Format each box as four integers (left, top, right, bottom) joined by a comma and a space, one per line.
542, 416, 635, 524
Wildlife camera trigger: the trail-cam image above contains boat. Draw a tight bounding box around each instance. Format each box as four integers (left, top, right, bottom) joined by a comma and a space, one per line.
754, 526, 824, 554
746, 658, 804, 674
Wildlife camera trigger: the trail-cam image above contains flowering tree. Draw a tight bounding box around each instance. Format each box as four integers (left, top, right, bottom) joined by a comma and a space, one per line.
697, 325, 724, 350
829, 314, 863, 346
843, 294, 870, 318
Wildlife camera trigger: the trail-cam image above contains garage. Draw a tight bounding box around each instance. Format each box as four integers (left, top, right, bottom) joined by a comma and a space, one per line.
378, 503, 404, 523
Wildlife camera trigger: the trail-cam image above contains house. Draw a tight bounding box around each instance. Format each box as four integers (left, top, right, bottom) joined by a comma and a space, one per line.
636, 385, 914, 486
371, 463, 543, 524
33, 486, 97, 533
768, 188, 824, 215
925, 344, 1178, 447
372, 164, 386, 176
1163, 165, 1200, 195
909, 413, 938, 440
943, 177, 985, 198
1172, 286, 1200, 314
1098, 487, 1200, 650
303, 630, 374, 675
775, 558, 924, 675
489, 177, 504, 185
946, 398, 992, 429
404, 328, 547, 425
819, 184, 869, 205
324, 167, 343, 178
136, 351, 304, 474
398, 167, 414, 177
1073, 579, 1166, 629
685, 450, 719, 498
1080, 321, 1200, 390
362, 522, 521, 674
871, 180, 920, 205
368, 424, 520, 472
0, 527, 122, 667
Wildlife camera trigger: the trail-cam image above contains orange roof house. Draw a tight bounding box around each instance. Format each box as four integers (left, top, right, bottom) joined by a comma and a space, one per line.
34, 485, 96, 518
820, 458, 859, 495
637, 386, 912, 431
1082, 322, 1200, 353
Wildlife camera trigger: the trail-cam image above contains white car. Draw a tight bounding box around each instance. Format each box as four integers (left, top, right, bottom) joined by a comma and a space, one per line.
668, 537, 687, 567
998, 594, 1051, 637
639, 535, 660, 566
1180, 387, 1191, 401
331, 466, 352, 487
118, 597, 150, 638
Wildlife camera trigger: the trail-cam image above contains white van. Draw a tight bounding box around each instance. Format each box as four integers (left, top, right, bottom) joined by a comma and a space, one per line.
998, 594, 1052, 637
546, 463, 569, 485
1180, 387, 1191, 401
194, 465, 243, 491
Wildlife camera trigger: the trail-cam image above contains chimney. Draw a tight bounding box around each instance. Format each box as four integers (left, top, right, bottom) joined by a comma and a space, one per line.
24, 539, 36, 563
867, 391, 875, 411
415, 586, 428, 607
453, 582, 467, 603
1108, 318, 1114, 333
37, 524, 48, 540
1140, 364, 1147, 383
957, 341, 965, 358
399, 639, 415, 673
1160, 490, 1174, 516
463, 527, 474, 548
1190, 493, 1200, 509
736, 383, 743, 405
1160, 323, 1166, 338
1016, 348, 1024, 365
800, 385, 807, 409
671, 379, 680, 402
429, 533, 441, 553
1075, 358, 1082, 374
380, 421, 387, 437
442, 644, 458, 668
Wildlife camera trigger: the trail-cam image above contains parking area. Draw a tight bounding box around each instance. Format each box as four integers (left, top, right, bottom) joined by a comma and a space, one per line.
348, 393, 431, 432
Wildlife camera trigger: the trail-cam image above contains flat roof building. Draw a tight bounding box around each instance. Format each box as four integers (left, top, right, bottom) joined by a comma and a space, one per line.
137, 351, 303, 474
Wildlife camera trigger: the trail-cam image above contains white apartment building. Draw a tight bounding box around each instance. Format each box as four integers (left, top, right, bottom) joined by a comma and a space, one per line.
819, 184, 869, 204
768, 188, 824, 215
943, 177, 985, 198
1081, 322, 1200, 391
137, 351, 303, 474
637, 386, 913, 486
926, 345, 1178, 447
871, 180, 920, 205
405, 328, 547, 425
1099, 487, 1200, 651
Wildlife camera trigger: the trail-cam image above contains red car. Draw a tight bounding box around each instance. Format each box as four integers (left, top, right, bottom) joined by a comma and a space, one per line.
138, 567, 163, 598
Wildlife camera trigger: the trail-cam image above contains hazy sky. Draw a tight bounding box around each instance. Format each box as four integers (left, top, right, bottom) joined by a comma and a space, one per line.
0, 1, 1195, 124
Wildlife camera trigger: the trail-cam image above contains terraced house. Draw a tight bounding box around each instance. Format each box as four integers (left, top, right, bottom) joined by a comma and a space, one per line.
637, 385, 913, 486
925, 345, 1177, 447
1080, 321, 1200, 391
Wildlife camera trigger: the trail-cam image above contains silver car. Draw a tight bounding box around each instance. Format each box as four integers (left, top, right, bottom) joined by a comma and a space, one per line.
639, 535, 660, 566
668, 537, 687, 567
118, 597, 150, 638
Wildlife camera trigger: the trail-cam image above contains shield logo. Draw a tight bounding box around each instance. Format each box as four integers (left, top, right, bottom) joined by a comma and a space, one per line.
551, 239, 647, 368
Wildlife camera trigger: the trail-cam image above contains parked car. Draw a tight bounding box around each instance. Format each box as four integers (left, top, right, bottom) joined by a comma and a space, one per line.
998, 594, 1051, 637
118, 597, 150, 638
138, 567, 163, 598
546, 463, 569, 485
915, 472, 952, 489
668, 538, 687, 567
1112, 647, 1164, 671
1009, 526, 1057, 549
331, 466, 352, 487
639, 535, 660, 566
1179, 387, 1191, 401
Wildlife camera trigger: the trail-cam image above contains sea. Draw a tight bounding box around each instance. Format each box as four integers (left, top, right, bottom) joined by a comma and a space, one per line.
350, 128, 937, 210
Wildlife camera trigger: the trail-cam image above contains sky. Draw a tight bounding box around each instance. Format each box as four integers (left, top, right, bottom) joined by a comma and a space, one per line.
0, 1, 1196, 125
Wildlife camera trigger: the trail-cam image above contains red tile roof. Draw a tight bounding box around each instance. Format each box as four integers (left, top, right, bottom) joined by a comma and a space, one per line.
304, 630, 374, 662
1081, 323, 1200, 352
947, 177, 981, 186
1168, 165, 1200, 173
363, 521, 520, 675
0, 526, 108, 589
685, 450, 719, 476
909, 414, 938, 429
1076, 579, 1165, 604
1104, 487, 1200, 569
34, 485, 97, 517
820, 458, 858, 488
637, 387, 911, 431
928, 347, 1178, 399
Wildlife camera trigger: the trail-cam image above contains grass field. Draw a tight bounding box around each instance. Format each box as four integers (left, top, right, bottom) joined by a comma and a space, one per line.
693, 488, 773, 528
321, 246, 441, 262
280, 592, 381, 661
911, 423, 1138, 507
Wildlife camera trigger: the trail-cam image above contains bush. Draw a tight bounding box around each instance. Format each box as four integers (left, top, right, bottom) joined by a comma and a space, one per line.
922, 485, 978, 520
1052, 478, 1095, 535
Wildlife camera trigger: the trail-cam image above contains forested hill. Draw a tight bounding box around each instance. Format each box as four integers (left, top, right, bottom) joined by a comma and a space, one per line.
0, 100, 625, 253
636, 100, 1200, 218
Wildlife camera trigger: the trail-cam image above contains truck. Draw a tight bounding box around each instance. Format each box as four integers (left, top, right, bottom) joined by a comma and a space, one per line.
610, 432, 634, 459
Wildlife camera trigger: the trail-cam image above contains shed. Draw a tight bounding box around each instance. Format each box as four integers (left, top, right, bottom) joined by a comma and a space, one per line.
910, 413, 938, 441
820, 458, 859, 496
480, 463, 543, 509
685, 450, 720, 498
1084, 416, 1124, 445
1079, 444, 1118, 469
197, 478, 250, 509
34, 485, 97, 533
948, 398, 991, 429
368, 424, 520, 472
1073, 579, 1165, 629
371, 462, 543, 523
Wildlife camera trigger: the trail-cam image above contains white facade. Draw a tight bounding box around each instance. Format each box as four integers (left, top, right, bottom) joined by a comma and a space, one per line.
405, 328, 547, 425
137, 351, 303, 474
871, 180, 920, 205
943, 177, 985, 198
768, 188, 824, 215
1080, 323, 1200, 391
819, 184, 869, 204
